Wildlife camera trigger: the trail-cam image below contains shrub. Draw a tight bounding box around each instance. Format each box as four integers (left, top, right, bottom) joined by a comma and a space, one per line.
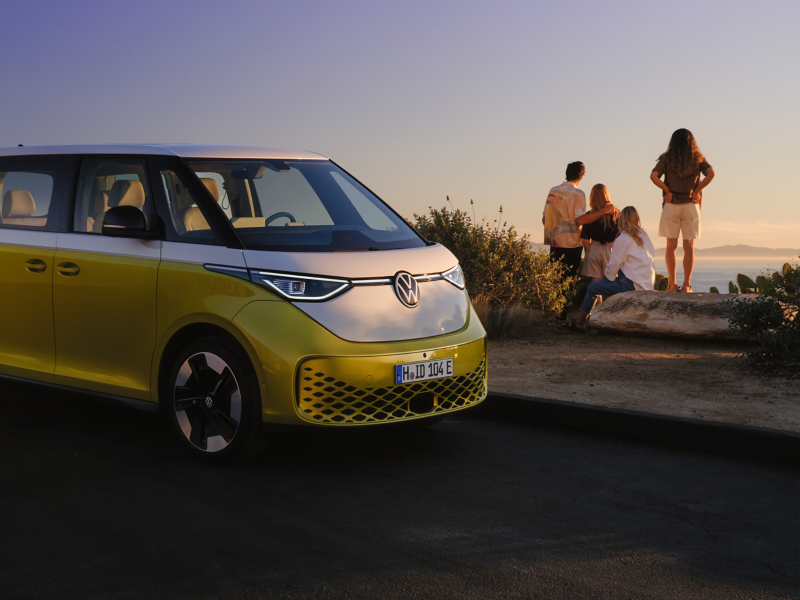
654, 273, 669, 291
471, 296, 545, 339
709, 286, 720, 294
726, 258, 800, 374
413, 201, 570, 316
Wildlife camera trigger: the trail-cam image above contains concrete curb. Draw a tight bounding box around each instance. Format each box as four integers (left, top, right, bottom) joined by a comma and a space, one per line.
470, 392, 800, 466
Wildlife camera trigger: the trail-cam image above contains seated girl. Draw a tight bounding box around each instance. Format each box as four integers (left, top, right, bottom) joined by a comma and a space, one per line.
573, 206, 655, 331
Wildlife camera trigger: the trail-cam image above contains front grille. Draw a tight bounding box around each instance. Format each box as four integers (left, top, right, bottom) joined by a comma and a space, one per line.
297, 358, 487, 424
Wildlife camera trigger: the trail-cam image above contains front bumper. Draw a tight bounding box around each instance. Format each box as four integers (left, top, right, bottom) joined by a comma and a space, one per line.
230, 300, 487, 426
297, 338, 486, 424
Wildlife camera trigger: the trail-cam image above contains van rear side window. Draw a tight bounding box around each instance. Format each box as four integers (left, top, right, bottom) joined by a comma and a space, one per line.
0, 155, 71, 231
0, 171, 55, 228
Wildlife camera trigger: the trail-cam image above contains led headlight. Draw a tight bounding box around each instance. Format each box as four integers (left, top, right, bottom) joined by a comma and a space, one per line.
250, 271, 351, 301
442, 264, 465, 289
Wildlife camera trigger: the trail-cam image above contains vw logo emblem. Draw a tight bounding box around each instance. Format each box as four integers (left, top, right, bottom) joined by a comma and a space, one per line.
394, 271, 420, 308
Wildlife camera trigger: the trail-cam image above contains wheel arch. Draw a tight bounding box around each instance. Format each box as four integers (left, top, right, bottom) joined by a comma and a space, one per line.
152, 316, 266, 414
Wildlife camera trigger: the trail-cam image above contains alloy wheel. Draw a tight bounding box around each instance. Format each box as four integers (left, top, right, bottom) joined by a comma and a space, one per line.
174, 352, 242, 452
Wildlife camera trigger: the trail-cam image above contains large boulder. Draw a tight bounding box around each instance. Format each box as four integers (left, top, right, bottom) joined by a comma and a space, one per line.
588, 291, 755, 341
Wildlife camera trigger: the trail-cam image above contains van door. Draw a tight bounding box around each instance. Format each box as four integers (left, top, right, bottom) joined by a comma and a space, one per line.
52, 157, 160, 400
0, 155, 73, 382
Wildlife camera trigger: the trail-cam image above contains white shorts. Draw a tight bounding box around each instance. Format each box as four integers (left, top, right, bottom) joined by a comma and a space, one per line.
658, 202, 701, 240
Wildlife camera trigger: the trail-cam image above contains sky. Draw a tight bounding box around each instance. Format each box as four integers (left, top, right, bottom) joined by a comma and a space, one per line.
1, 0, 798, 250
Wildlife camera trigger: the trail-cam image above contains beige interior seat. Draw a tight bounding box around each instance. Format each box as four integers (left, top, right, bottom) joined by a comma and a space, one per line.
177, 177, 218, 232
1, 190, 47, 227
92, 179, 145, 233
87, 190, 110, 232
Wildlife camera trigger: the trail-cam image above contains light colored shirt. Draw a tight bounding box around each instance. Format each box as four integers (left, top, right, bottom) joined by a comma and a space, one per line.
543, 181, 586, 248
605, 230, 656, 291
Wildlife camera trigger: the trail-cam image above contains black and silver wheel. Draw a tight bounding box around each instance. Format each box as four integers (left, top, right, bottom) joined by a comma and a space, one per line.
166, 338, 267, 462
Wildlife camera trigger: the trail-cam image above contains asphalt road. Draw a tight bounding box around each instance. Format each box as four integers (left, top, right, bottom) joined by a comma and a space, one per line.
1, 383, 798, 600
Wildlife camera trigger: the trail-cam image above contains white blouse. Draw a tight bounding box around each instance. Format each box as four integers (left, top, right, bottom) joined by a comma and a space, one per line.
604, 231, 656, 290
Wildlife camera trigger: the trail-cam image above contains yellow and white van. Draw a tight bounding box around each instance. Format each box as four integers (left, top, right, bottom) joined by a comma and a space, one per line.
0, 145, 487, 461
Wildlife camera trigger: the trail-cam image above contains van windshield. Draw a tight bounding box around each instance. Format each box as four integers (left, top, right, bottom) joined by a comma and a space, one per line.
185, 159, 426, 252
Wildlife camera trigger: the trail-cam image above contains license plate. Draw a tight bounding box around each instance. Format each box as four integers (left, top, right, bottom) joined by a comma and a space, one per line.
395, 358, 453, 384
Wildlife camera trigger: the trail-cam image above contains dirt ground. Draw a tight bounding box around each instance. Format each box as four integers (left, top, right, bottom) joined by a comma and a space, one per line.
487, 320, 799, 432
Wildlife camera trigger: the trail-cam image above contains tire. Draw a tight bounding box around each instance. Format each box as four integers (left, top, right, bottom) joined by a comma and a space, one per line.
165, 337, 267, 463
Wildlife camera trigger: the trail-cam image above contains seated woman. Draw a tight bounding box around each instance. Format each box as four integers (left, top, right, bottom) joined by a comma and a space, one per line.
572, 206, 655, 331
580, 184, 620, 300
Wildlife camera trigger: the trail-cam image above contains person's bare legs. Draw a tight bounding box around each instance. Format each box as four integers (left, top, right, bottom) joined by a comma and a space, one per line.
665, 238, 679, 290
682, 238, 695, 291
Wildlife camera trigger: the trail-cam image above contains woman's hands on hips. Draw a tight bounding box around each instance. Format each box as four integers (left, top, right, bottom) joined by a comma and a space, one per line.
664, 191, 673, 203
691, 189, 702, 204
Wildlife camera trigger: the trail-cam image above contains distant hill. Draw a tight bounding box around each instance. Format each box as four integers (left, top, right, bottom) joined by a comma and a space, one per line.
653, 244, 799, 257
529, 242, 798, 258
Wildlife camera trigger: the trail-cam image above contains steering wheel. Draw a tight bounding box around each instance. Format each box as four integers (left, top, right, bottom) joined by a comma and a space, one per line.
264, 211, 297, 226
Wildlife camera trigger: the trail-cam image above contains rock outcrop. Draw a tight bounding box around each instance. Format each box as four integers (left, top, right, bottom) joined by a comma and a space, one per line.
588, 291, 755, 341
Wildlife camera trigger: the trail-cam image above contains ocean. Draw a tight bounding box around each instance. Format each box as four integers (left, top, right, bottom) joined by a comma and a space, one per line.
651, 256, 798, 292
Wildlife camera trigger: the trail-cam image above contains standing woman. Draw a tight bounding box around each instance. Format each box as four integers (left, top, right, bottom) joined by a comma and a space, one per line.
571, 206, 655, 331
650, 129, 715, 292
580, 184, 620, 301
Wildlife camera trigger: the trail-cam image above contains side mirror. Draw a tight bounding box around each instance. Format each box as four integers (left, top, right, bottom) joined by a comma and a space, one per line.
102, 206, 158, 239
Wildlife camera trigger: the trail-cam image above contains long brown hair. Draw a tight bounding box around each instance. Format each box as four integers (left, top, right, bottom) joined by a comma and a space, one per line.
658, 128, 706, 178
589, 184, 613, 229
618, 206, 645, 248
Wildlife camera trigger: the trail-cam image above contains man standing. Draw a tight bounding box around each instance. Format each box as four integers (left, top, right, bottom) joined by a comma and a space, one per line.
543, 161, 587, 285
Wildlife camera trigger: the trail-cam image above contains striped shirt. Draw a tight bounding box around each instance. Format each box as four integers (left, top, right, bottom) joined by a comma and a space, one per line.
653, 155, 712, 204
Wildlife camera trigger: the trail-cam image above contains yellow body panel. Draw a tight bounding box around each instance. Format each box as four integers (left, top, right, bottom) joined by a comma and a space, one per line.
53, 249, 159, 399
0, 244, 56, 382
0, 240, 487, 426
230, 300, 487, 425
149, 262, 281, 399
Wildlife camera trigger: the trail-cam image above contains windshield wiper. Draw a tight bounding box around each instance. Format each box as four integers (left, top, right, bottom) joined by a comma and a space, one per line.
332, 247, 396, 252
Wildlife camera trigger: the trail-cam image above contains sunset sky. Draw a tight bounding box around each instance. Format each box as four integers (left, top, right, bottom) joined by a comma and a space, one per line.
2, 0, 798, 249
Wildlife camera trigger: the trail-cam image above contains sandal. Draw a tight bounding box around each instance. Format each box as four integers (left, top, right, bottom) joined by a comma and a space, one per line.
682, 285, 693, 293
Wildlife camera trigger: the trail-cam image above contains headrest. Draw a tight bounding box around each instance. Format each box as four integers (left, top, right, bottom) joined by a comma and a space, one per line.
108, 180, 145, 209
200, 178, 221, 202
2, 189, 36, 218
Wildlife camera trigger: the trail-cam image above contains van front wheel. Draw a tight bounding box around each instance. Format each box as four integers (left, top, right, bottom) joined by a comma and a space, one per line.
165, 338, 267, 462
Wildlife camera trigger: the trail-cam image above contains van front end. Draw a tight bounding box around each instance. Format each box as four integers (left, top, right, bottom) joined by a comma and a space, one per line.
231, 297, 487, 427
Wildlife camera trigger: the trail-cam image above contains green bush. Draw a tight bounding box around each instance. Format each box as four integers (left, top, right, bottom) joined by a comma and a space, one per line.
471, 297, 545, 339
709, 286, 720, 294
726, 258, 800, 373
654, 273, 669, 291
412, 201, 570, 316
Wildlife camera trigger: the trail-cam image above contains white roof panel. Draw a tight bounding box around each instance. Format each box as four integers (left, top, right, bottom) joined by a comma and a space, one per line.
0, 144, 328, 160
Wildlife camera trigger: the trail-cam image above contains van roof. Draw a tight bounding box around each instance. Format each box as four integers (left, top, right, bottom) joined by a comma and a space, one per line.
0, 144, 328, 160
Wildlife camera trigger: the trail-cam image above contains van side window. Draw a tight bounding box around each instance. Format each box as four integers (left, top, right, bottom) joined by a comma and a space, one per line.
0, 156, 67, 230
158, 170, 220, 243
73, 160, 151, 234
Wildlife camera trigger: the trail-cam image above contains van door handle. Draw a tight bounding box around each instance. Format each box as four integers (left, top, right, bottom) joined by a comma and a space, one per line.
57, 262, 80, 277
25, 259, 48, 273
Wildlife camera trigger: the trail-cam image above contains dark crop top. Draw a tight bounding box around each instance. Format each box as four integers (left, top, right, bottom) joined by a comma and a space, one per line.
580, 217, 619, 245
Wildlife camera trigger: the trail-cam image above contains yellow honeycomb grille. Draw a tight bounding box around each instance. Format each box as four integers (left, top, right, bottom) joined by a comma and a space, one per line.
297, 358, 487, 424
